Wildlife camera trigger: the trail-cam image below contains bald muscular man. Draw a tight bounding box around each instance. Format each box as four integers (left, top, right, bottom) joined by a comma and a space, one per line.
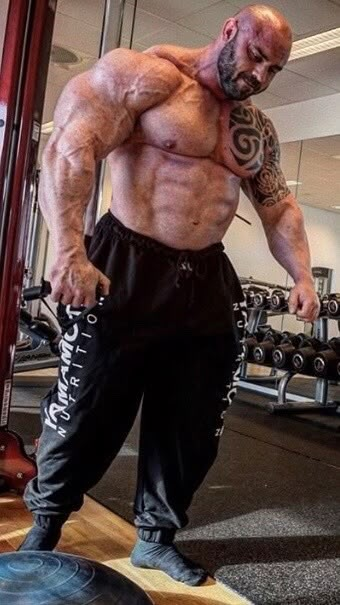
20, 4, 320, 586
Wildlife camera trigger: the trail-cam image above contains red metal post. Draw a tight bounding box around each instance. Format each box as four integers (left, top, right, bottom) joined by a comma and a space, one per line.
0, 0, 57, 489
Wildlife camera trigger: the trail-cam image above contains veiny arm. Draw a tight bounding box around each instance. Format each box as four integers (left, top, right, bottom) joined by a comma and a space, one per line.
39, 48, 181, 305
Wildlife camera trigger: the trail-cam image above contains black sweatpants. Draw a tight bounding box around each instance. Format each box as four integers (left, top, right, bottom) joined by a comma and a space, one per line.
24, 211, 247, 542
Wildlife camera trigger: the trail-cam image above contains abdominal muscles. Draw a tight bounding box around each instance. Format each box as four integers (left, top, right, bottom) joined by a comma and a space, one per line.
107, 142, 241, 250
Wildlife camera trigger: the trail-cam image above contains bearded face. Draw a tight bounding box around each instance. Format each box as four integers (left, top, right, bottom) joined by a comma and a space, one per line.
217, 39, 263, 100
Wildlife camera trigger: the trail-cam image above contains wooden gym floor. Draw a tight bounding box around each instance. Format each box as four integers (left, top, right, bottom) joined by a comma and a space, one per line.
0, 493, 250, 605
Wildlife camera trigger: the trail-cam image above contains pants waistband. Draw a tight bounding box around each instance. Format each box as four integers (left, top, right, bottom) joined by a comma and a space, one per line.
97, 210, 224, 260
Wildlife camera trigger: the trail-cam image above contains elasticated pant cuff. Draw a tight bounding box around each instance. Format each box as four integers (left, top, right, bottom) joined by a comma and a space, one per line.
137, 528, 176, 544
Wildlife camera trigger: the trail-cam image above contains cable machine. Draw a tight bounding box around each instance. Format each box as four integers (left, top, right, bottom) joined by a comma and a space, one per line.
0, 0, 57, 491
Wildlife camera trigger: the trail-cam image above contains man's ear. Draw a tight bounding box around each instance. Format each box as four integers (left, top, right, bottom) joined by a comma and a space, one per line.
222, 18, 238, 42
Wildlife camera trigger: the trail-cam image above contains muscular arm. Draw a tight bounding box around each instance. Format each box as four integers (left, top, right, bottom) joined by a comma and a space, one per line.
40, 48, 181, 261
242, 113, 319, 320
39, 49, 181, 305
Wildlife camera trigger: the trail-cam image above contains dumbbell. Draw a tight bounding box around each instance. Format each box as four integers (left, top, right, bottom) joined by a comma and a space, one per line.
252, 289, 271, 310
291, 337, 327, 374
243, 286, 263, 307
272, 332, 307, 369
253, 330, 284, 364
327, 293, 340, 319
337, 361, 340, 379
270, 289, 289, 313
243, 331, 267, 360
313, 338, 340, 379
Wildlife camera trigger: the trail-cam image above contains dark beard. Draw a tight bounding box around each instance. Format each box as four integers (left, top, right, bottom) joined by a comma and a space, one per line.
217, 41, 259, 100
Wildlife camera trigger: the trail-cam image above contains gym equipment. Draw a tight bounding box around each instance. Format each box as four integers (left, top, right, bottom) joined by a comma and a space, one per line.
1, 281, 61, 491
272, 333, 307, 370
243, 286, 263, 307
268, 317, 338, 414
14, 280, 60, 376
252, 289, 271, 310
312, 266, 333, 299
318, 293, 331, 317
327, 293, 340, 318
238, 275, 339, 415
313, 338, 340, 379
253, 330, 284, 364
270, 289, 289, 312
0, 551, 153, 604
243, 331, 267, 360
291, 338, 326, 374
0, 2, 57, 492
0, 431, 36, 493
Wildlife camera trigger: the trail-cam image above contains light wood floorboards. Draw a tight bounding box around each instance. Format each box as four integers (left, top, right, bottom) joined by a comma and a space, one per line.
0, 493, 251, 605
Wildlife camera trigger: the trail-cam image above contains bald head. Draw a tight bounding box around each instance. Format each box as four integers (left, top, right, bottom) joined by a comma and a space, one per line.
235, 4, 293, 50
215, 4, 292, 100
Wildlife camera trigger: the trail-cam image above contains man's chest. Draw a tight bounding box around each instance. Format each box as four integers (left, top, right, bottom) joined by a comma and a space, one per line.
136, 77, 267, 178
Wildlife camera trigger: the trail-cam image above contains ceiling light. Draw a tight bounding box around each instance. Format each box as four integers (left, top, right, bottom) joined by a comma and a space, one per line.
332, 155, 340, 160
289, 27, 340, 61
286, 180, 303, 186
51, 45, 80, 65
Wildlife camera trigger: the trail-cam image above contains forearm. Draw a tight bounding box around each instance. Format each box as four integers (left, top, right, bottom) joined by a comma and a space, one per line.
39, 141, 95, 261
264, 202, 313, 284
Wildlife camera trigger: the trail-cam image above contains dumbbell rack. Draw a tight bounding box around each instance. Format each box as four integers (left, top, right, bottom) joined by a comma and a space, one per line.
239, 277, 290, 385
268, 317, 338, 413
238, 278, 340, 414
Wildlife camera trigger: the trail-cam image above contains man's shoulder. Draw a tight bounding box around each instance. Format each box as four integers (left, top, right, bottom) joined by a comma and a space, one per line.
96, 47, 182, 92
103, 47, 180, 75
230, 100, 277, 135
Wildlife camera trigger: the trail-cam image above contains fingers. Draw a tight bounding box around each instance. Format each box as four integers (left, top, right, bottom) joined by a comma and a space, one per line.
297, 302, 320, 323
98, 273, 111, 297
288, 289, 299, 315
50, 272, 110, 308
295, 295, 320, 322
288, 286, 320, 323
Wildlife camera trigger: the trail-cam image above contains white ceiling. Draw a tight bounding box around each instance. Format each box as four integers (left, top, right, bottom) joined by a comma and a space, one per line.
52, 0, 340, 114
1, 0, 340, 214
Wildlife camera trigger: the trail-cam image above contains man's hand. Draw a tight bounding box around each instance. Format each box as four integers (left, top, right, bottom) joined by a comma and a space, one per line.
288, 279, 320, 323
49, 255, 111, 307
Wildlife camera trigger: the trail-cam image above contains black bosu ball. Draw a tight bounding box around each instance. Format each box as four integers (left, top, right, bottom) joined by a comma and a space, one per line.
0, 551, 153, 604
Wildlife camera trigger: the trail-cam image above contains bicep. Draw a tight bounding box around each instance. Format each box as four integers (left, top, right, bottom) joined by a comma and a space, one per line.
242, 156, 290, 211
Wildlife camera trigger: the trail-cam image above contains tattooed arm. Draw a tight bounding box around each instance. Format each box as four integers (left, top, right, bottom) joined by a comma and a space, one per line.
241, 112, 319, 322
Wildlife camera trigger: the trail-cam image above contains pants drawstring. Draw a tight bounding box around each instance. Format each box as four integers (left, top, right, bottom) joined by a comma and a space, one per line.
174, 253, 208, 308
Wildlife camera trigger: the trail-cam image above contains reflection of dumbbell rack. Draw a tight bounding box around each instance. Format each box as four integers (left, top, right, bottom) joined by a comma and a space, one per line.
239, 277, 291, 384
239, 277, 340, 414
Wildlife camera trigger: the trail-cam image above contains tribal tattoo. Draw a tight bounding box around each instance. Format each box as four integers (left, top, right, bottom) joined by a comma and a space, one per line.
230, 105, 290, 207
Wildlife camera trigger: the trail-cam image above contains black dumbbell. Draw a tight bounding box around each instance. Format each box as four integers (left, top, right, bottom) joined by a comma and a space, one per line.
291, 337, 328, 374
243, 332, 267, 360
272, 332, 307, 369
327, 293, 340, 319
252, 289, 271, 310
253, 330, 284, 364
270, 289, 289, 313
243, 286, 263, 307
313, 338, 340, 379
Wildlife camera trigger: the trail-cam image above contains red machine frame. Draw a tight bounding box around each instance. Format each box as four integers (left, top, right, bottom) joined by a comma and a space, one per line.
0, 0, 57, 492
